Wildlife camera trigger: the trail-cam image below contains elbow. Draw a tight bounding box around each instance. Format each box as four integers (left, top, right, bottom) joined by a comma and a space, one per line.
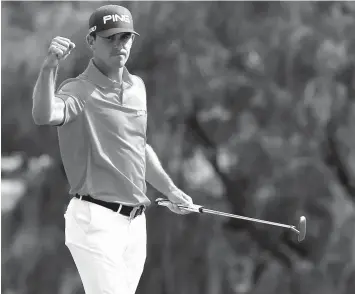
32, 116, 49, 126
32, 109, 50, 125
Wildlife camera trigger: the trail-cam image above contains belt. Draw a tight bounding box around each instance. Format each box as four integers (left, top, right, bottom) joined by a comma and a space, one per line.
74, 194, 145, 218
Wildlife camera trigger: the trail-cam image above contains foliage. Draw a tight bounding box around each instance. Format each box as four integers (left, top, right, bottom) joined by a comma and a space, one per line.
2, 1, 355, 294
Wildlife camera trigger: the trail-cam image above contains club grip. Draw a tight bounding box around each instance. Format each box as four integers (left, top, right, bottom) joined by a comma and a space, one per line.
155, 198, 171, 207
155, 198, 203, 213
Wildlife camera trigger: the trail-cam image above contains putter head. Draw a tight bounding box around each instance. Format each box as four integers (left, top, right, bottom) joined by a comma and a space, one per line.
297, 216, 307, 242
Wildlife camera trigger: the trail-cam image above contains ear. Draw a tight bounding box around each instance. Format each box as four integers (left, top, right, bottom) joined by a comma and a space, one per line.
86, 34, 95, 49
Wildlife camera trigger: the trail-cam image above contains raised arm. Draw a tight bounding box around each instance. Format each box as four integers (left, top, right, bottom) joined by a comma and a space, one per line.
32, 36, 75, 125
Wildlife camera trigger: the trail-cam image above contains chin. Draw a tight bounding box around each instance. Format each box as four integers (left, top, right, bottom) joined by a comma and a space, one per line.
111, 57, 126, 68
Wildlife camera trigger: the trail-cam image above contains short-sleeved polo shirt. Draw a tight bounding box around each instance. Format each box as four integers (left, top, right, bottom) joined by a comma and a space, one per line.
56, 59, 150, 206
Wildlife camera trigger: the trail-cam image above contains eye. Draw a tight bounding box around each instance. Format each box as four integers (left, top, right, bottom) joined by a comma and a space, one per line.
120, 33, 132, 41
107, 35, 115, 42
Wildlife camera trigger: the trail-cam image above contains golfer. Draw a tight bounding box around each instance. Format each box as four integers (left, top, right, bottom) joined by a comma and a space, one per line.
32, 4, 193, 294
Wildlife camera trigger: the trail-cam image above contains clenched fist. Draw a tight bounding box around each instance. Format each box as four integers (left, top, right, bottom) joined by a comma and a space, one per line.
43, 36, 75, 68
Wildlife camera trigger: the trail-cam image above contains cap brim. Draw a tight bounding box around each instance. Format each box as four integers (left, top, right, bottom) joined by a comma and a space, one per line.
96, 28, 139, 37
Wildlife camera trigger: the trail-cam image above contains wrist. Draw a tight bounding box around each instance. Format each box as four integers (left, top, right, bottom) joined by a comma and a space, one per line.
41, 64, 58, 72
41, 57, 59, 71
167, 184, 178, 195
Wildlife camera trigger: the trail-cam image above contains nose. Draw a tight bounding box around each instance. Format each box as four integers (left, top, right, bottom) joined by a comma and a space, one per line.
114, 40, 129, 52
114, 42, 123, 50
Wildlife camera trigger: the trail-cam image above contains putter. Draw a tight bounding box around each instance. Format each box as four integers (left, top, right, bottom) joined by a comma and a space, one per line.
155, 198, 306, 242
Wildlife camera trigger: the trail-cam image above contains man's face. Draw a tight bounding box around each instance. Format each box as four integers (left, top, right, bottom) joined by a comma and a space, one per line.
91, 32, 134, 68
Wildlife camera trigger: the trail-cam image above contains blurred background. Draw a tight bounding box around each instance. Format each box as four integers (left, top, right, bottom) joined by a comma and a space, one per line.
1, 1, 355, 294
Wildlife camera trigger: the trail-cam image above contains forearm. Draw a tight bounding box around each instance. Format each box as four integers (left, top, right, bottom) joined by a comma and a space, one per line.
145, 144, 176, 196
32, 63, 58, 125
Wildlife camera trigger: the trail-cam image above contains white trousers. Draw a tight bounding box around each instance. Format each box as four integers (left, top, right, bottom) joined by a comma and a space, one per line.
64, 198, 147, 294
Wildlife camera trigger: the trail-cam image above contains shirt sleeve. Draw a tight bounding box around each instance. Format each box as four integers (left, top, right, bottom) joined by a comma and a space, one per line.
55, 79, 87, 126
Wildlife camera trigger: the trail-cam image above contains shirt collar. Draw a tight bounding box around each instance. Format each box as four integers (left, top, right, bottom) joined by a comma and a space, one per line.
81, 59, 133, 89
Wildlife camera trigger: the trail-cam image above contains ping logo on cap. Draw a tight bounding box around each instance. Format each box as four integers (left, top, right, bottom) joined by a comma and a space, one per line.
103, 14, 130, 24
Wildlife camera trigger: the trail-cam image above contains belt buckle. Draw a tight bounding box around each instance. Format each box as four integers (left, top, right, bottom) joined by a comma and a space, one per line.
130, 206, 144, 219
129, 206, 139, 219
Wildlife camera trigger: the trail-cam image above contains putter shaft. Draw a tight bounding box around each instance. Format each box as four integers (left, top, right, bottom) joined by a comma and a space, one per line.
181, 205, 298, 233
155, 199, 303, 238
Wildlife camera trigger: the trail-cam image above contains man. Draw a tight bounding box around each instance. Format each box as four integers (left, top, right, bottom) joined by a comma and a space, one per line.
32, 4, 193, 294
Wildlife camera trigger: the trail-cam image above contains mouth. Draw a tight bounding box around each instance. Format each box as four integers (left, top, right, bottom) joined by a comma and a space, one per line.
111, 51, 126, 57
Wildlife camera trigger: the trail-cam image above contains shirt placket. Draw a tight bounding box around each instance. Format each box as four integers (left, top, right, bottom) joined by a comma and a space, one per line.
113, 82, 123, 105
